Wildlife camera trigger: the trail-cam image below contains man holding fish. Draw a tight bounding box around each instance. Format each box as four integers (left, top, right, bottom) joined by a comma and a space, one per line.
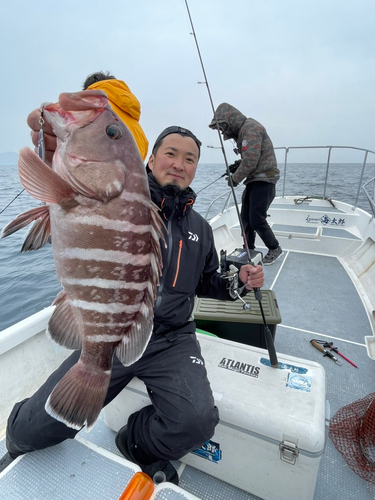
1, 84, 264, 485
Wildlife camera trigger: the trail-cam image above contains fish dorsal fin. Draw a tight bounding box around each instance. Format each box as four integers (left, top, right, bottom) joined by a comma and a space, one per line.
47, 289, 82, 349
18, 148, 76, 205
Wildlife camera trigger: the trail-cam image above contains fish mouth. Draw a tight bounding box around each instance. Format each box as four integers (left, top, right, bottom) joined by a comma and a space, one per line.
44, 108, 105, 141
59, 90, 109, 112
43, 90, 110, 137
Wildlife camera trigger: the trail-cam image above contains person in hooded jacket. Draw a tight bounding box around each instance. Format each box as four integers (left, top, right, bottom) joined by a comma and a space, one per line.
2, 115, 264, 486
209, 103, 282, 265
83, 71, 149, 161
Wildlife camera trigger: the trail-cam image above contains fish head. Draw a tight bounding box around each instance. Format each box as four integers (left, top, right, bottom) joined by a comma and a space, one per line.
44, 90, 145, 202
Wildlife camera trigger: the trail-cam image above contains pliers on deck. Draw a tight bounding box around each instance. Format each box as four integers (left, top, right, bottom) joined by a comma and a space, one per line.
310, 340, 358, 367
310, 340, 343, 365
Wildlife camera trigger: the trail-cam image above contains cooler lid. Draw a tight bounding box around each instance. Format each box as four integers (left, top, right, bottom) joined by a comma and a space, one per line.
198, 334, 327, 456
193, 290, 282, 325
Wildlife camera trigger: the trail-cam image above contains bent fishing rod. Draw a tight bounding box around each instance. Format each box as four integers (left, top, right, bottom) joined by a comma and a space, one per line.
184, 0, 278, 367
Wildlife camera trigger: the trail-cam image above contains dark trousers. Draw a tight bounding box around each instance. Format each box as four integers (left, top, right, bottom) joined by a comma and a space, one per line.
241, 181, 279, 250
6, 331, 219, 462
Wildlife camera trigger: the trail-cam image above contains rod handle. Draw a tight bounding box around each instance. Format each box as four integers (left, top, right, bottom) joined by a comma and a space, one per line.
264, 326, 278, 367
310, 340, 324, 353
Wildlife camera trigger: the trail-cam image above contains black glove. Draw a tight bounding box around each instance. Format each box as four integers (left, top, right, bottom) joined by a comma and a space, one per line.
226, 175, 239, 188
228, 160, 241, 174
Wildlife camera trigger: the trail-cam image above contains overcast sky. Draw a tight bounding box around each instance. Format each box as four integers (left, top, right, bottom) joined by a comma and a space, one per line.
1, 0, 374, 164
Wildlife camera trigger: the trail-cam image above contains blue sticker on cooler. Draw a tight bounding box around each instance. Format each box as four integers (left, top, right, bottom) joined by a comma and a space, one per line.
286, 373, 312, 392
190, 440, 222, 463
260, 358, 308, 374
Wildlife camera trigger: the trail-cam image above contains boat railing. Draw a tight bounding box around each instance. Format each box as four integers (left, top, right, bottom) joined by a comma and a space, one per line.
204, 146, 375, 219
203, 187, 242, 220
363, 176, 375, 217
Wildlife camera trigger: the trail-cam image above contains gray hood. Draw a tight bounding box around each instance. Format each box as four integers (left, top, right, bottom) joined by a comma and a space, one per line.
208, 103, 246, 141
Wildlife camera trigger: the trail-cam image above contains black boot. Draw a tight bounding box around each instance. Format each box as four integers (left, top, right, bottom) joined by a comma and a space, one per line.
115, 425, 179, 485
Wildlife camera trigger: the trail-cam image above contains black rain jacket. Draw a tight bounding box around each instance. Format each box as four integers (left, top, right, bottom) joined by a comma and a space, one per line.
148, 174, 232, 336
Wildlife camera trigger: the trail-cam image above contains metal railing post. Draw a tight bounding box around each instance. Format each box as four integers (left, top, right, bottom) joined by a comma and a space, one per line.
354, 150, 369, 208
282, 148, 288, 197
322, 147, 332, 199
362, 177, 375, 218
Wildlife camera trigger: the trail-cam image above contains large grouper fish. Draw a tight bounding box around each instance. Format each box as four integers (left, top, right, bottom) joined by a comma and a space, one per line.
1, 90, 165, 430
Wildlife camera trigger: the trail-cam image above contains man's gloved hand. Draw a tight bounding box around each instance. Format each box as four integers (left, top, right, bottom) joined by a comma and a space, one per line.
228, 159, 241, 174
226, 174, 239, 188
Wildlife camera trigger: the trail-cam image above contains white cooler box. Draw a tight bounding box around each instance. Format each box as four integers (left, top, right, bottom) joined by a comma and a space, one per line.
105, 334, 328, 500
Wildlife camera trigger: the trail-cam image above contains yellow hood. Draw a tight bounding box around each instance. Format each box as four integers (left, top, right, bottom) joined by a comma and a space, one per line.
88, 79, 148, 160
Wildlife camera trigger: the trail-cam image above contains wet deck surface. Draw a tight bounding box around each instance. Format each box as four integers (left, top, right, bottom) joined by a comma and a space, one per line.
1, 250, 374, 499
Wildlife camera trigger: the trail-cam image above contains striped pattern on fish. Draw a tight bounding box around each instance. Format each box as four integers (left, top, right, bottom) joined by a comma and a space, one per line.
1, 90, 165, 430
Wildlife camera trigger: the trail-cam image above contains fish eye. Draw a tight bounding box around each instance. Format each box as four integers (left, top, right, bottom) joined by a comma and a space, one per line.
106, 125, 122, 140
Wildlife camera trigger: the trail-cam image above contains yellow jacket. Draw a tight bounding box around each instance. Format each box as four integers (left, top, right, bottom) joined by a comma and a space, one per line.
88, 79, 148, 160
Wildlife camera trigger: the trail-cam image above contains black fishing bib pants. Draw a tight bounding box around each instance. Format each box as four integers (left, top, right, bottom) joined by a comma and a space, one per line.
6, 329, 219, 462
241, 181, 279, 250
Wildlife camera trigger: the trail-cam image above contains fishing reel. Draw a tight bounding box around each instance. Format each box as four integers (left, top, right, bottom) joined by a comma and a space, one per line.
220, 258, 251, 311
230, 139, 240, 156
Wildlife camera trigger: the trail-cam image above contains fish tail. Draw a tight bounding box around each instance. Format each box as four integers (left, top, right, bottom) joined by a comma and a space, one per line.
45, 360, 111, 431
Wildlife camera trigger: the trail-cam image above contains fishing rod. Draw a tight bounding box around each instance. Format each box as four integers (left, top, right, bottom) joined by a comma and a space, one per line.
195, 153, 241, 195
195, 172, 226, 195
184, 0, 278, 367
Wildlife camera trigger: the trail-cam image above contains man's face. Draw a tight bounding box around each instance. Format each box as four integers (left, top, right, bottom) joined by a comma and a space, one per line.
148, 133, 199, 190
210, 120, 232, 141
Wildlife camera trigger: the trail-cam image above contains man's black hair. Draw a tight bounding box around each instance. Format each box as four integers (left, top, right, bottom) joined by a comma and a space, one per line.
82, 71, 116, 90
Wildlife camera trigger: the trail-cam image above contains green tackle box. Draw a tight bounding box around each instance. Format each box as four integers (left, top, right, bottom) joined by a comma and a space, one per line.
193, 290, 281, 349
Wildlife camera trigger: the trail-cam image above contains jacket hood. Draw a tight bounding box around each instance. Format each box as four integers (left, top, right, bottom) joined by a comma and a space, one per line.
148, 174, 196, 220
209, 103, 247, 140
88, 79, 141, 120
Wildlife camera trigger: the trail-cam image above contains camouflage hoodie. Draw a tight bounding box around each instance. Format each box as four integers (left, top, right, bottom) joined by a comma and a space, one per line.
209, 103, 279, 185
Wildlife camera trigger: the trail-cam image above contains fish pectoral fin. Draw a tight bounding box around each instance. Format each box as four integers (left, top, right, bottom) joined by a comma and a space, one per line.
116, 317, 154, 367
1, 205, 50, 242
47, 290, 82, 349
18, 147, 76, 205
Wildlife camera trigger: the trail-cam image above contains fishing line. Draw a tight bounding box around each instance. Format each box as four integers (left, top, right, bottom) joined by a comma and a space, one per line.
184, 0, 278, 367
195, 173, 226, 195
194, 146, 225, 194
0, 189, 24, 216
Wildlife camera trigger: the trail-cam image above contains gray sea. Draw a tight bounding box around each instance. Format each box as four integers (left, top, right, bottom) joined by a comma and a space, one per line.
1, 162, 374, 332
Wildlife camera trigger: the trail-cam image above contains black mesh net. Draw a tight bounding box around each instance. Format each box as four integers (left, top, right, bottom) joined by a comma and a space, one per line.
329, 393, 375, 484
